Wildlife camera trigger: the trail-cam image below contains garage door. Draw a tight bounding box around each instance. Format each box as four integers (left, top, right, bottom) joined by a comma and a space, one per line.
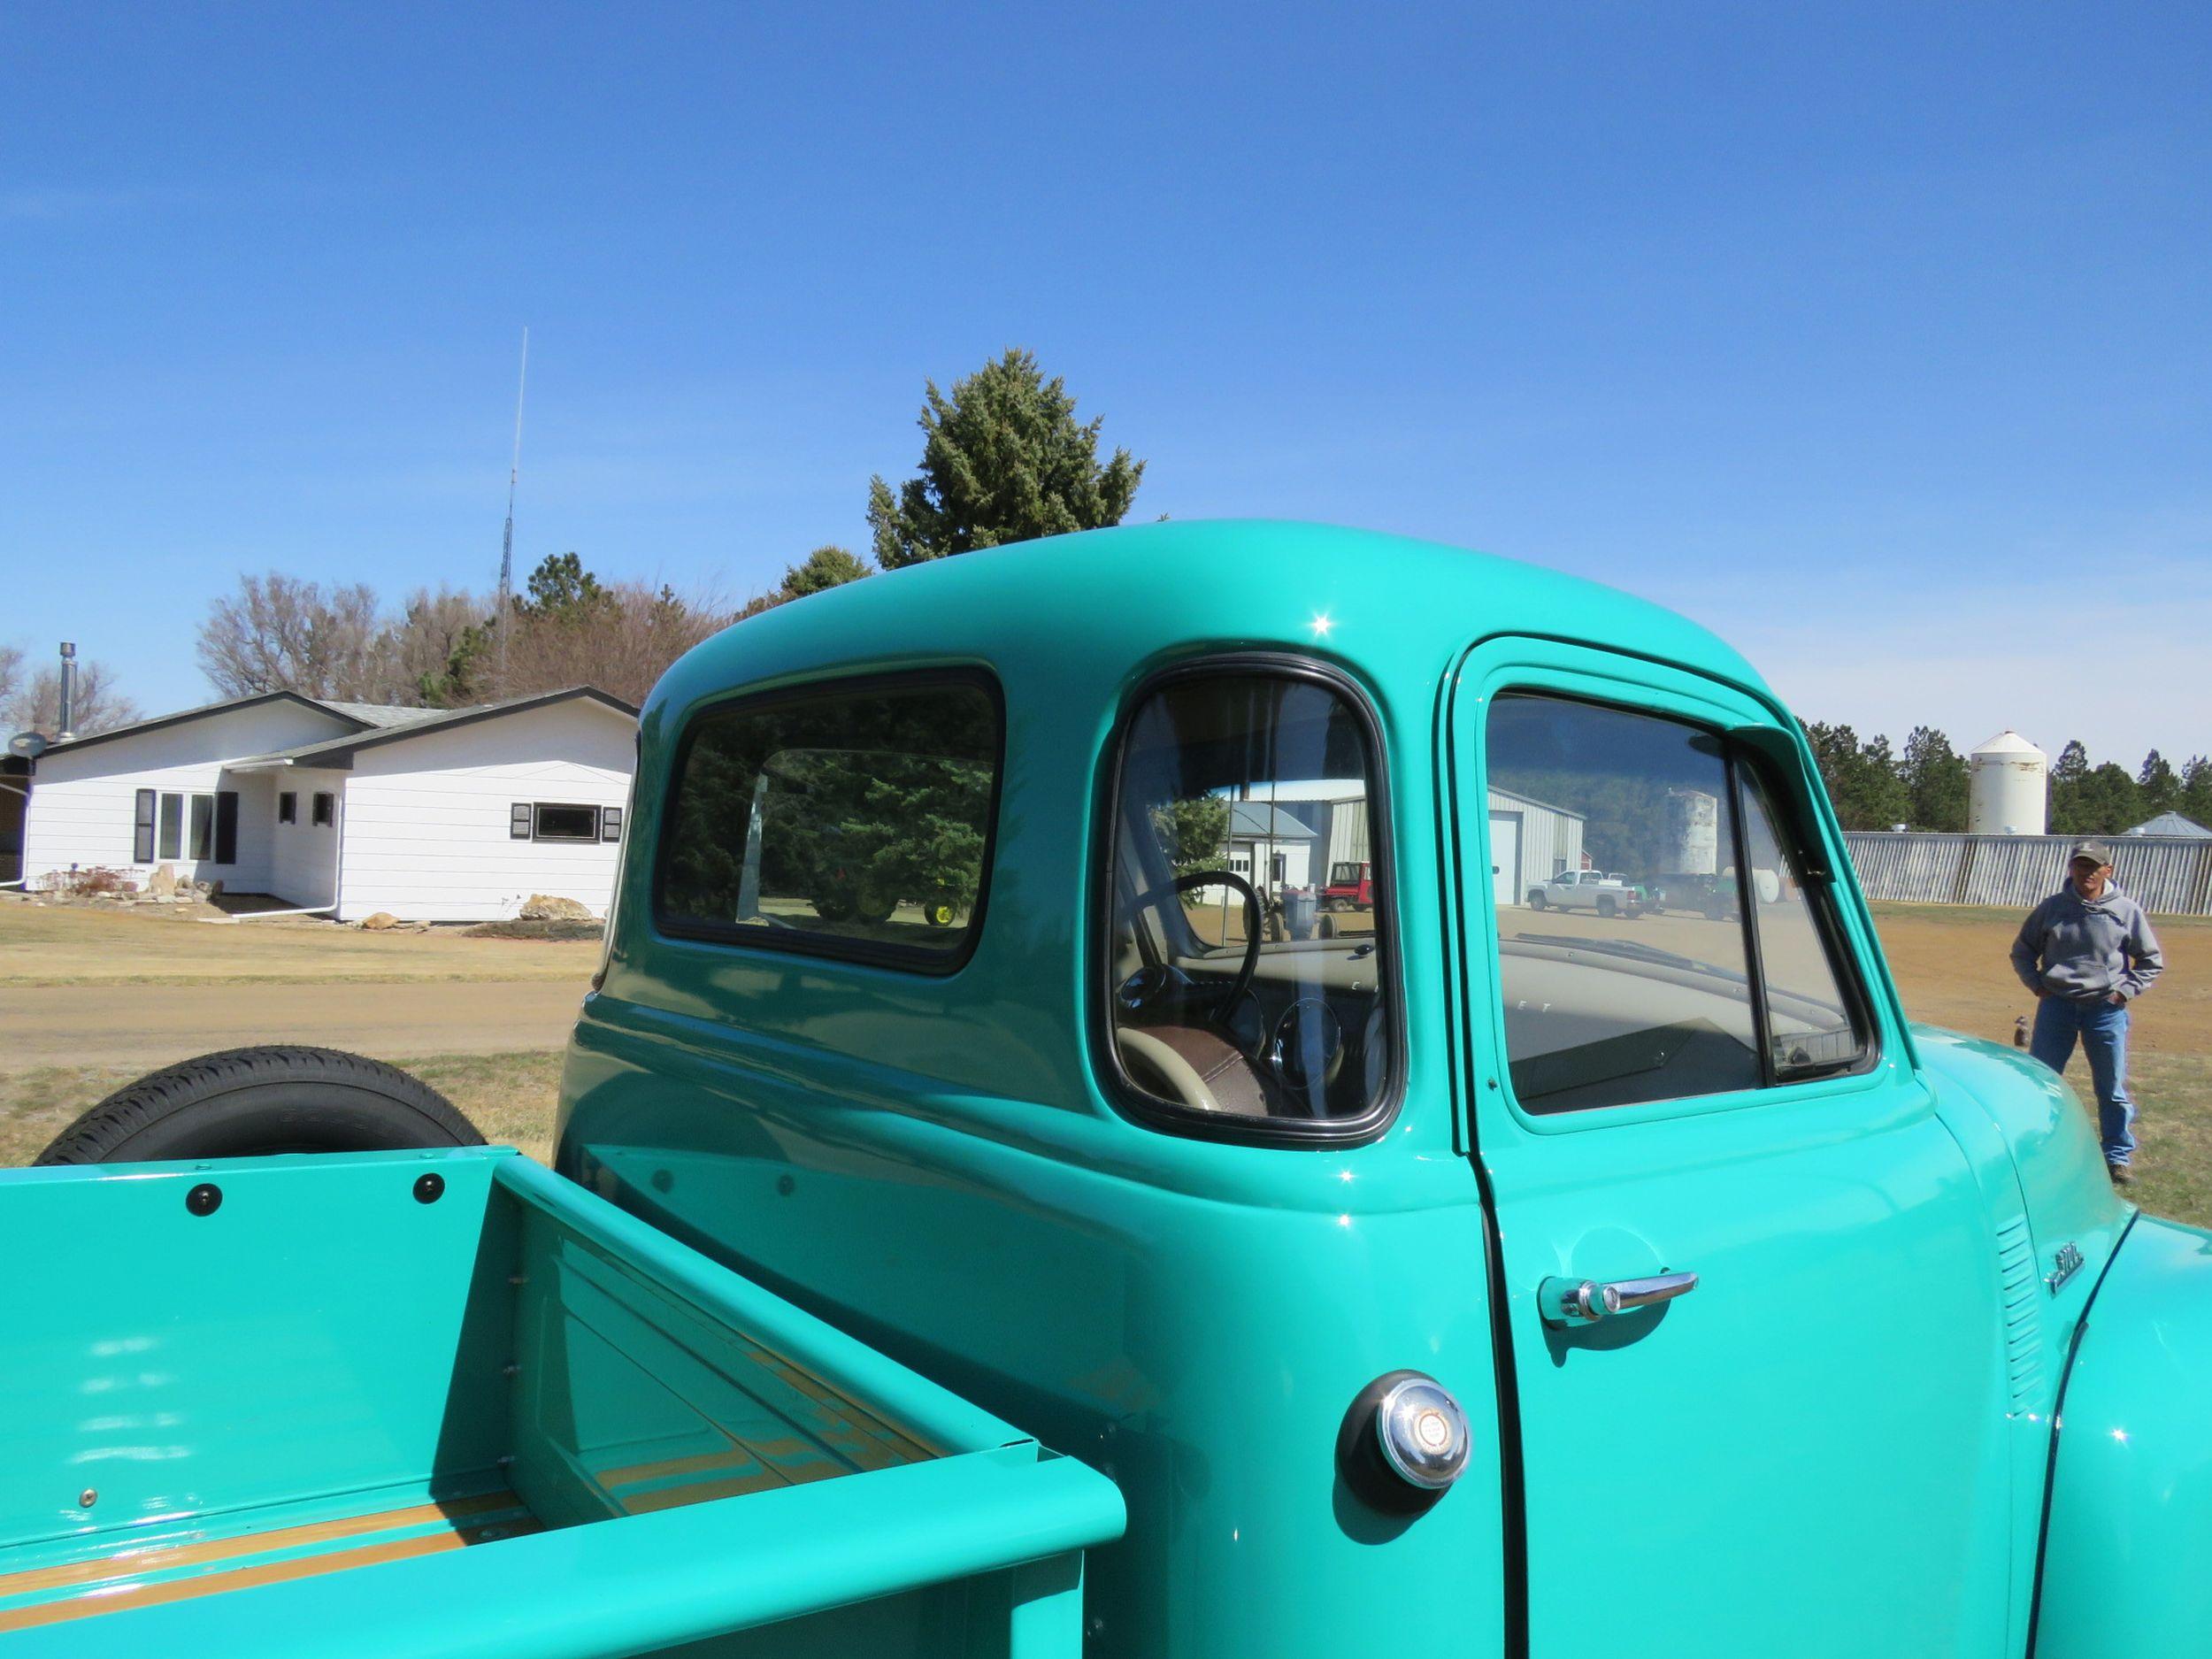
1488, 810, 1520, 907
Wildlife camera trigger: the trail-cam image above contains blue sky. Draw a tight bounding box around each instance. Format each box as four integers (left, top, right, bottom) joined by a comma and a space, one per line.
4, 3, 2207, 764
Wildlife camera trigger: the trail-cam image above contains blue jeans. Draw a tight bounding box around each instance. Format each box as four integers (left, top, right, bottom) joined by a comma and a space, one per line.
2032, 995, 2135, 1166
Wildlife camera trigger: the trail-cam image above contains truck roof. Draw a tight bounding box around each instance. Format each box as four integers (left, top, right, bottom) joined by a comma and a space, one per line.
649, 519, 1770, 731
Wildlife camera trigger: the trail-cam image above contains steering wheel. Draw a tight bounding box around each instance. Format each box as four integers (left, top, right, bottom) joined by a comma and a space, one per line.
1125, 869, 1264, 1020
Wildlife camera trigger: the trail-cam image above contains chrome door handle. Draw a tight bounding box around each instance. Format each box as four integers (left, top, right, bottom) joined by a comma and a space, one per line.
1539, 1271, 1698, 1327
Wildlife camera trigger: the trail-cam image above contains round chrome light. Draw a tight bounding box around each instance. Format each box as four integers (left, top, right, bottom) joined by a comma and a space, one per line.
1374, 1375, 1471, 1491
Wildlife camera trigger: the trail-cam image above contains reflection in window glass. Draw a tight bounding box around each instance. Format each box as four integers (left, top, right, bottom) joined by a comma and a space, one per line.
657, 680, 998, 964
1488, 695, 1760, 1111
1485, 695, 1869, 1113
1105, 673, 1392, 1127
1736, 769, 1865, 1075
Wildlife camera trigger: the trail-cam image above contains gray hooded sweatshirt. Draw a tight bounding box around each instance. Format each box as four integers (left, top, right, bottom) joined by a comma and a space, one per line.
2010, 882, 2165, 1003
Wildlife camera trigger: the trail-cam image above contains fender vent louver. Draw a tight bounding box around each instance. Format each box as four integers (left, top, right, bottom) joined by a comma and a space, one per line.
1997, 1217, 2044, 1412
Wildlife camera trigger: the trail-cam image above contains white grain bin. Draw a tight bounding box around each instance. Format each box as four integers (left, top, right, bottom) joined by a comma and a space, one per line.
1969, 730, 2049, 835
1663, 788, 1720, 875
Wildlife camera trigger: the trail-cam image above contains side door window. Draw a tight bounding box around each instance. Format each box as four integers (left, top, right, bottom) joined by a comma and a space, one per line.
1487, 692, 1869, 1114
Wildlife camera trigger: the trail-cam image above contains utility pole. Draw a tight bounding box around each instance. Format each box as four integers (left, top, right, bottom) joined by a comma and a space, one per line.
495, 327, 530, 684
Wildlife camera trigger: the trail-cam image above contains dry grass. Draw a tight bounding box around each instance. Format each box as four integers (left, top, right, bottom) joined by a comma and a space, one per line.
0, 901, 600, 987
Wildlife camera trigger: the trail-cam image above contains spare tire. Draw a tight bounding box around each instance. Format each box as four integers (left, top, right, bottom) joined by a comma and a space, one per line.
35, 1046, 483, 1166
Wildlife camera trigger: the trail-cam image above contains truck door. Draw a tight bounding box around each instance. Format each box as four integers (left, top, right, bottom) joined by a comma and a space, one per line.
1449, 639, 2016, 1659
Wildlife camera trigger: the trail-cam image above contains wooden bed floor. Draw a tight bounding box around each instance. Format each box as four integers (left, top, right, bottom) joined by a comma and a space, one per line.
0, 1490, 541, 1634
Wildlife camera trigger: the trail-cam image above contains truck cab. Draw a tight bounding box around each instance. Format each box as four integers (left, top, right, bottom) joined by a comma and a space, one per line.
557, 520, 2188, 1659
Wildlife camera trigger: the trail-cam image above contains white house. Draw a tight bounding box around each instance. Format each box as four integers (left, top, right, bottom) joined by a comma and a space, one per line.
20, 687, 637, 921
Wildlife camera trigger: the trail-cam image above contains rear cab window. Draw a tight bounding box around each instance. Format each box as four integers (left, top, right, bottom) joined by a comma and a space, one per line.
1098, 663, 1398, 1139
1485, 693, 1871, 1114
655, 673, 1002, 972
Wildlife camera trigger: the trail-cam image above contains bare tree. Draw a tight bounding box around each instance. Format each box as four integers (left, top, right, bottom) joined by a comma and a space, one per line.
497, 579, 731, 707
386, 586, 491, 706
7, 659, 142, 737
0, 644, 21, 719
197, 574, 399, 702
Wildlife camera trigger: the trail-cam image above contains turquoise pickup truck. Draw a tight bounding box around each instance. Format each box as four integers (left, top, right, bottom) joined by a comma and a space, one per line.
17, 522, 2207, 1658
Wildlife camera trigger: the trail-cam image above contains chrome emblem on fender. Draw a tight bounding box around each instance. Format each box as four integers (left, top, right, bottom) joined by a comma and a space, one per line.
2046, 1242, 2085, 1295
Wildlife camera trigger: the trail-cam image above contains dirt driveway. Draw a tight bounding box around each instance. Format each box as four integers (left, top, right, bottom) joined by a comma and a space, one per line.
0, 902, 598, 1076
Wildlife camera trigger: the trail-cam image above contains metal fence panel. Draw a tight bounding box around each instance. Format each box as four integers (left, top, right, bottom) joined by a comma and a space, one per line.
1843, 832, 2212, 917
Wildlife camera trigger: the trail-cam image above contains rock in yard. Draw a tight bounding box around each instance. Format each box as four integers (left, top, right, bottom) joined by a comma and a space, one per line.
148, 864, 178, 898
359, 911, 402, 930
519, 894, 595, 921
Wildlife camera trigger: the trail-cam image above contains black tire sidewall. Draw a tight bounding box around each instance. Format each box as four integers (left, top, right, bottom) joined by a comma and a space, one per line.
35, 1047, 482, 1165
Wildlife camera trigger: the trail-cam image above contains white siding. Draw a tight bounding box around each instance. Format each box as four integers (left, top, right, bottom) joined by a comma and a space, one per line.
335, 703, 634, 921
1488, 787, 1586, 904
20, 702, 357, 893
268, 770, 349, 908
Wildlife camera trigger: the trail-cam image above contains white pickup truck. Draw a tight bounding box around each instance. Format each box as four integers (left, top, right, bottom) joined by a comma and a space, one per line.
1524, 868, 1650, 918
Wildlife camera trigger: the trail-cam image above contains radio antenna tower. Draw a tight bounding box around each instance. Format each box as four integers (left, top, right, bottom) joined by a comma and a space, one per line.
495, 326, 530, 680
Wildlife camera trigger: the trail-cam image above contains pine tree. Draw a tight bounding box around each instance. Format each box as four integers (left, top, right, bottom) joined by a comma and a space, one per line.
780, 545, 871, 598
1900, 726, 1970, 831
2178, 757, 2212, 830
867, 349, 1145, 567
2048, 740, 2091, 834
2138, 749, 2180, 817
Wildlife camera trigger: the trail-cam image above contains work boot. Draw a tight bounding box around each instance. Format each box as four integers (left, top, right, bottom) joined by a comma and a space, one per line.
2108, 1162, 2136, 1187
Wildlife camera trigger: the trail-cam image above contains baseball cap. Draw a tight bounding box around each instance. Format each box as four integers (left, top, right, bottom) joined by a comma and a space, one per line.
2070, 839, 2115, 866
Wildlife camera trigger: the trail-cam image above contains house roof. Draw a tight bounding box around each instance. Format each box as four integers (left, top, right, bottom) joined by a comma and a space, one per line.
315, 700, 449, 729
235, 687, 638, 772
2125, 810, 2212, 840
33, 686, 636, 771
1226, 803, 1318, 841
31, 689, 374, 757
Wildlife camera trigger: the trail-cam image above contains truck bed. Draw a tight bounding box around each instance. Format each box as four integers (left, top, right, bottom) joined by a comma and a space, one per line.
0, 1148, 1119, 1655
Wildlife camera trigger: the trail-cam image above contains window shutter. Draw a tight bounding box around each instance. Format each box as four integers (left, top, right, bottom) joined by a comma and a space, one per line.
134, 789, 157, 863
214, 791, 239, 865
600, 806, 624, 841
511, 803, 534, 840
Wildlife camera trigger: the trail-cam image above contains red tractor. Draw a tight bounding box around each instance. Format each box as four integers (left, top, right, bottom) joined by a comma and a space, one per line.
1319, 859, 1374, 911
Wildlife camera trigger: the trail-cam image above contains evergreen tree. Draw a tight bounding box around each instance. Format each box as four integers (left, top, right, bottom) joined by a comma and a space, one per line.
780, 545, 871, 598
2078, 763, 2143, 834
2138, 749, 2180, 817
1899, 726, 1970, 831
1801, 721, 1911, 830
518, 552, 614, 625
2178, 757, 2212, 830
867, 349, 1145, 567
2048, 740, 2091, 834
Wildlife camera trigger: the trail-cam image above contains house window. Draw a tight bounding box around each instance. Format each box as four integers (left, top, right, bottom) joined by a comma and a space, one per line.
279, 792, 297, 825
655, 672, 1002, 972
188, 795, 214, 860
531, 803, 602, 842
157, 793, 184, 860
134, 789, 157, 863
312, 792, 335, 827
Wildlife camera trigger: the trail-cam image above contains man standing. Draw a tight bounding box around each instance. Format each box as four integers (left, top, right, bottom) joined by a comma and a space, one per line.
2011, 840, 2165, 1183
